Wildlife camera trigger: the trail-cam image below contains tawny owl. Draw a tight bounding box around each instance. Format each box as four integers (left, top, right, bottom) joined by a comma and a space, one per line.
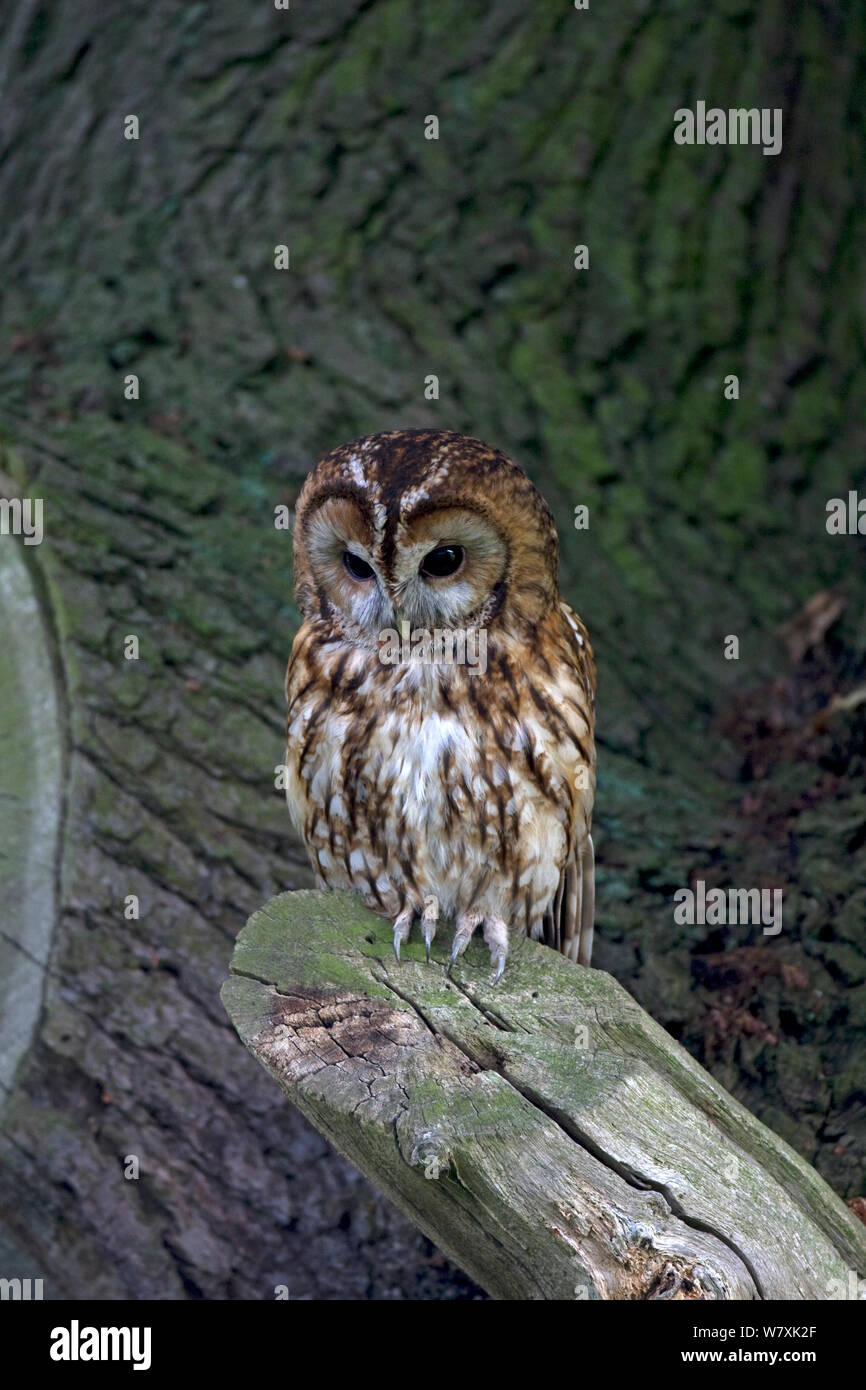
284, 429, 596, 979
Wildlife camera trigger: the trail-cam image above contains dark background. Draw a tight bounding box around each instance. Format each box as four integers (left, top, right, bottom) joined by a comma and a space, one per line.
0, 0, 863, 1298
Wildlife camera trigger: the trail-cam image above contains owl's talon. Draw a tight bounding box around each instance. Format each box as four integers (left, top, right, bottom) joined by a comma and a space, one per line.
447, 935, 468, 976
447, 912, 482, 974
421, 895, 439, 963
392, 909, 413, 963
484, 918, 509, 983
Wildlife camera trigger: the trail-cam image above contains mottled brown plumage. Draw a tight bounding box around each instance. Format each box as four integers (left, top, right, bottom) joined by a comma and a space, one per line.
285, 429, 596, 977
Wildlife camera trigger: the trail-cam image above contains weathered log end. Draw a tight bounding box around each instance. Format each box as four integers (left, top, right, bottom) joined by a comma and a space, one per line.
221, 890, 866, 1301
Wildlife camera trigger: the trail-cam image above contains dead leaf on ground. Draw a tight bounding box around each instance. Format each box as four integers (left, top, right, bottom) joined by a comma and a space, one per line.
779, 590, 845, 664
847, 1197, 866, 1228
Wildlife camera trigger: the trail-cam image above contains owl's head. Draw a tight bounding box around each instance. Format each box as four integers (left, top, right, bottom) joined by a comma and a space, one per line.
292, 430, 559, 645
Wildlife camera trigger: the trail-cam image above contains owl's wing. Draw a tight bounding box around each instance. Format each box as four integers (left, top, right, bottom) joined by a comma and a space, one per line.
542, 600, 596, 965
547, 834, 594, 965
283, 621, 321, 840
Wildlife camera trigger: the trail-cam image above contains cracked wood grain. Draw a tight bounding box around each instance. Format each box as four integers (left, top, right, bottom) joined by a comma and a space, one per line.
223, 890, 866, 1300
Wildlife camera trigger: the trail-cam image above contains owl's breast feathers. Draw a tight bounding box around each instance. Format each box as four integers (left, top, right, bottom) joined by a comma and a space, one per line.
284, 598, 596, 950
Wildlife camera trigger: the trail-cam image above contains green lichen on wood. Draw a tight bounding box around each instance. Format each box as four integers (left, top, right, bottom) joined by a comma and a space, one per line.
223, 889, 866, 1300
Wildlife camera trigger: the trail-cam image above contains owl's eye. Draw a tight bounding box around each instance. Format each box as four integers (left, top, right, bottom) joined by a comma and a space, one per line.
419, 545, 464, 579
343, 550, 375, 581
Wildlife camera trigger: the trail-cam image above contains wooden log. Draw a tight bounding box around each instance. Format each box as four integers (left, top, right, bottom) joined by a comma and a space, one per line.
221, 889, 866, 1301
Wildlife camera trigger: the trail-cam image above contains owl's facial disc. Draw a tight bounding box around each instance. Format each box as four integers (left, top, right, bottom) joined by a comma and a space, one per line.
393, 507, 507, 629
303, 496, 390, 636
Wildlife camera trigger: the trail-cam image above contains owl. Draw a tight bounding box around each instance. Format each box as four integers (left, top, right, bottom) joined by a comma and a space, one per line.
284, 429, 596, 980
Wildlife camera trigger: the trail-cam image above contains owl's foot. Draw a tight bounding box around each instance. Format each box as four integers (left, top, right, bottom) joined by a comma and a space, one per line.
392, 908, 413, 962
392, 899, 439, 962
484, 918, 509, 984
447, 914, 509, 981
421, 895, 439, 961
447, 912, 483, 974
